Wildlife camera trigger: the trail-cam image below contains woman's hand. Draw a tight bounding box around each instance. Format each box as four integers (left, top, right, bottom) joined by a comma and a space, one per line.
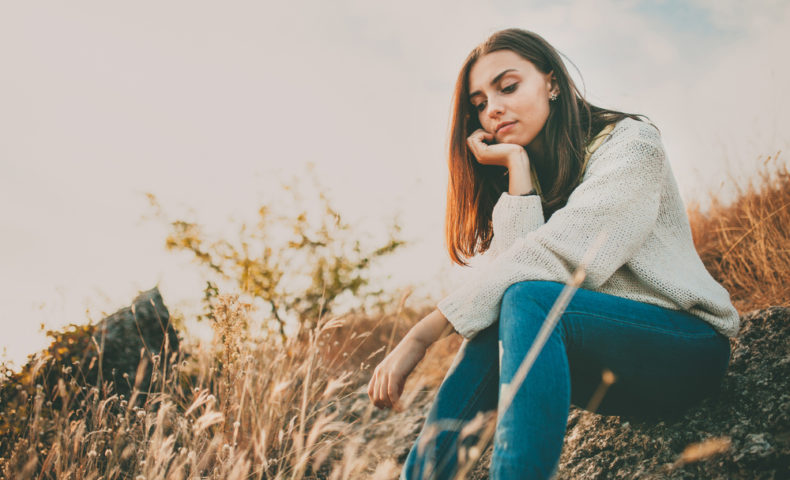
467, 128, 528, 168
367, 335, 429, 411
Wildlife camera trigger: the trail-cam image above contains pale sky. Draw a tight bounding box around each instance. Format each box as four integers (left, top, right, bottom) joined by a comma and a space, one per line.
2, 0, 789, 367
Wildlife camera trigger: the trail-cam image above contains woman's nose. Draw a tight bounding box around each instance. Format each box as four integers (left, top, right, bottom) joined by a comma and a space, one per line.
486, 98, 505, 118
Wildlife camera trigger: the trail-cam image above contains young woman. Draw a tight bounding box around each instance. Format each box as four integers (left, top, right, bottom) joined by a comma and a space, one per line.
367, 28, 739, 479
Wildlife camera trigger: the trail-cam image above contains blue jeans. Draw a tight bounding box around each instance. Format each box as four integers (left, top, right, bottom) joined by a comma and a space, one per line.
400, 281, 731, 480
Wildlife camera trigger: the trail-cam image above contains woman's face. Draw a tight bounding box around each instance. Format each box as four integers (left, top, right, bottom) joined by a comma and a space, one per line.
468, 50, 557, 148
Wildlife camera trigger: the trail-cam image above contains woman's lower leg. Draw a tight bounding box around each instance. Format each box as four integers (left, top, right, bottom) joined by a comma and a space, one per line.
490, 281, 571, 480
401, 322, 500, 480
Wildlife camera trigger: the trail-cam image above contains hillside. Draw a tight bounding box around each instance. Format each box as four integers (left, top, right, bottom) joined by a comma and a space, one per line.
1, 155, 788, 479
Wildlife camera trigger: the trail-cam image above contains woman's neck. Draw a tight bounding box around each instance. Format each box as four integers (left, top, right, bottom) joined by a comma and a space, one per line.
525, 133, 547, 166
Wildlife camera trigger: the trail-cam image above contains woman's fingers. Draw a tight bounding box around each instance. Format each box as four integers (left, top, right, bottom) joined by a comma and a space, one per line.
367, 371, 376, 402
368, 367, 401, 410
467, 129, 497, 164
470, 128, 491, 139
467, 129, 491, 152
467, 128, 525, 168
379, 373, 390, 408
467, 129, 486, 146
368, 337, 426, 410
388, 375, 401, 410
370, 370, 386, 409
368, 372, 378, 407
369, 367, 387, 409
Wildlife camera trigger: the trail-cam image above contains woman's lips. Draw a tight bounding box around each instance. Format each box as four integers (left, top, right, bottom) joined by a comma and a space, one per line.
497, 121, 516, 133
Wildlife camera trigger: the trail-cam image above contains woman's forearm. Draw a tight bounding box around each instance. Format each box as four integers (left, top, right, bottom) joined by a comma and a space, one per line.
507, 151, 534, 195
405, 308, 456, 348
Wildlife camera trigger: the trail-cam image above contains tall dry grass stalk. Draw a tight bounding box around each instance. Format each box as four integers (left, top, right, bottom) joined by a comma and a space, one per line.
3, 152, 786, 479
0, 290, 433, 479
688, 152, 790, 312
395, 154, 790, 476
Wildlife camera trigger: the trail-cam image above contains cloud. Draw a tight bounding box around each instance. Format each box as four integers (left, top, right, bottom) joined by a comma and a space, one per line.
2, 0, 788, 365
688, 0, 785, 32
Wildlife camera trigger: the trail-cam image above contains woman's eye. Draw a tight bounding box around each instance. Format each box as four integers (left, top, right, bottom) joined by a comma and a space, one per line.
473, 84, 517, 111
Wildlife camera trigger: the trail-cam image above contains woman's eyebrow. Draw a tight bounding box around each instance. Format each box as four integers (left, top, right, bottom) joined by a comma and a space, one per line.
469, 69, 517, 99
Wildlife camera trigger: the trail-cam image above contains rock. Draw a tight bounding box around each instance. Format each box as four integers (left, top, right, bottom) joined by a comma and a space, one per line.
90, 286, 180, 397
0, 287, 180, 457
561, 307, 789, 478
401, 307, 790, 479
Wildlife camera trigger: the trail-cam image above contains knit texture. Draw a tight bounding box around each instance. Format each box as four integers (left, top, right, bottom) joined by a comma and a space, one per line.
437, 118, 740, 340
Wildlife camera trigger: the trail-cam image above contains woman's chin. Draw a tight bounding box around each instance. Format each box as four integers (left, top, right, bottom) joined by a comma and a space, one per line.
505, 136, 530, 148
496, 133, 520, 145
496, 130, 530, 147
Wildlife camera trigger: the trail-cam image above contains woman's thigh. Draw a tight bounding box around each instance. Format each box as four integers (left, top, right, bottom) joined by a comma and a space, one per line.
505, 281, 732, 419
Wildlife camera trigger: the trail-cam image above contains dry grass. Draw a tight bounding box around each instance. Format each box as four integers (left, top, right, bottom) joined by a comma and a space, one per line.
688, 152, 790, 312
2, 153, 788, 478
0, 290, 455, 479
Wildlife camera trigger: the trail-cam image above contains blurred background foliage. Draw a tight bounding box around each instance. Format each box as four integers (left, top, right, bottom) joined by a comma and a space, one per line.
147, 164, 408, 342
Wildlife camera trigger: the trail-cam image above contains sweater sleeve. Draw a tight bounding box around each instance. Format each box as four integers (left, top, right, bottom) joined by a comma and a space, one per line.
487, 193, 545, 258
438, 121, 667, 339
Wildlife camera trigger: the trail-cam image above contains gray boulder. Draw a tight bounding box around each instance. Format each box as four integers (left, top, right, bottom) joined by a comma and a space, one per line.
91, 286, 180, 397
0, 286, 180, 457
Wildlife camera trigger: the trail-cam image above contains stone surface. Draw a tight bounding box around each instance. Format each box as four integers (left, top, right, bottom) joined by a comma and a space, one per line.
384, 307, 789, 479
0, 287, 181, 457
550, 306, 789, 480
91, 286, 180, 396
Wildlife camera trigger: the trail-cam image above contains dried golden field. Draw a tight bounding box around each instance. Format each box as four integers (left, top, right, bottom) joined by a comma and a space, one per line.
1, 154, 787, 479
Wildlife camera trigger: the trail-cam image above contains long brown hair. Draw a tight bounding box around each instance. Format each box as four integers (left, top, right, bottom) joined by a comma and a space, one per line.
446, 28, 648, 266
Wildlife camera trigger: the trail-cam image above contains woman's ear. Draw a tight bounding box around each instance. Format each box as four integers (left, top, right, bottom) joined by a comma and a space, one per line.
547, 70, 559, 95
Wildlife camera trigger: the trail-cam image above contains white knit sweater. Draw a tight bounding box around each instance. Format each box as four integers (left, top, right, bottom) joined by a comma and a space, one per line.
437, 118, 740, 340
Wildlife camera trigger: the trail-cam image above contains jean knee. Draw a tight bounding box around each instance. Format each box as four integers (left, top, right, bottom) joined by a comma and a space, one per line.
499, 281, 566, 343
501, 281, 563, 318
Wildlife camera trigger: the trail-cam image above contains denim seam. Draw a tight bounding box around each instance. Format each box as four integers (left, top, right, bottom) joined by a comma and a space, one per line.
425, 360, 498, 479
563, 310, 720, 340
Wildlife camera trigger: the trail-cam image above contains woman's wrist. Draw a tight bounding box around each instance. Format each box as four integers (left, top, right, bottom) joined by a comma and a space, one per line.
406, 308, 453, 348
506, 150, 529, 171
506, 151, 534, 195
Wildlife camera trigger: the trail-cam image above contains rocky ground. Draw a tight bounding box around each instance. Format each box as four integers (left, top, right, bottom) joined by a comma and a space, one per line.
3, 290, 787, 478
358, 306, 789, 478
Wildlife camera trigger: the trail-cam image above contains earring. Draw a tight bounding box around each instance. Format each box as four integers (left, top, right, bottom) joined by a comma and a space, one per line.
549, 92, 558, 102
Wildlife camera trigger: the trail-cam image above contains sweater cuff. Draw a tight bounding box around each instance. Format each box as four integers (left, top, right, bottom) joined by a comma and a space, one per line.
437, 295, 479, 339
